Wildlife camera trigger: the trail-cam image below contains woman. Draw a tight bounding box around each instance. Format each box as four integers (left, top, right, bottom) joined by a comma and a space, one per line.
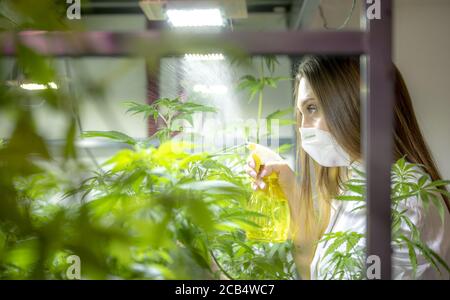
246, 56, 450, 280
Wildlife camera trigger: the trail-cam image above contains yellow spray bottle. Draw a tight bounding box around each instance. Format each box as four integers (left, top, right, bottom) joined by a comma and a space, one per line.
245, 143, 290, 243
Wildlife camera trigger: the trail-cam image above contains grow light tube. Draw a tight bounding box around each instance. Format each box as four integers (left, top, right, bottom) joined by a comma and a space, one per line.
184, 53, 225, 61
20, 82, 58, 91
6, 80, 59, 91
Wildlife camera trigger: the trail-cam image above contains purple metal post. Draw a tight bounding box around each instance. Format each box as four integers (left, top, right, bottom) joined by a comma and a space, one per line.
145, 21, 166, 137
363, 0, 394, 279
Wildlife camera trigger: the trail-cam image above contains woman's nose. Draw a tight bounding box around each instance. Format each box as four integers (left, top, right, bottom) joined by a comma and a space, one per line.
301, 118, 313, 129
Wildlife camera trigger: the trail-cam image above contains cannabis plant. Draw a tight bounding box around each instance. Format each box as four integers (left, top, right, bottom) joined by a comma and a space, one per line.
237, 56, 294, 145
75, 97, 297, 280
319, 157, 450, 279
0, 95, 297, 279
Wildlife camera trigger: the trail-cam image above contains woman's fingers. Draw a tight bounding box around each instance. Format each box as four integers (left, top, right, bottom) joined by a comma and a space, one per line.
246, 149, 285, 190
257, 180, 266, 190
246, 163, 264, 190
246, 159, 276, 178
252, 178, 265, 190
251, 182, 258, 191
247, 157, 255, 168
245, 165, 257, 179
249, 163, 281, 190
246, 151, 294, 194
259, 164, 278, 178
246, 163, 263, 190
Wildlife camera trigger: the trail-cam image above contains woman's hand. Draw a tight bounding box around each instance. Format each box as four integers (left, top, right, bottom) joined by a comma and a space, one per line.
245, 143, 296, 196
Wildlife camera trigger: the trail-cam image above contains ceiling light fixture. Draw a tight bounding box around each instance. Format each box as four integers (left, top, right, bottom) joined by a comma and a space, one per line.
6, 80, 59, 91
139, 0, 248, 23
166, 8, 224, 27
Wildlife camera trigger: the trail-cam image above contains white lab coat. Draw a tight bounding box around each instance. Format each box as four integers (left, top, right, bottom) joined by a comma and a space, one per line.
310, 161, 450, 280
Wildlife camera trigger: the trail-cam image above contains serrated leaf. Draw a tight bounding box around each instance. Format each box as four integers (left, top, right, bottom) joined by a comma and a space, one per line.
429, 194, 445, 224
425, 180, 450, 188
81, 130, 136, 145
405, 239, 418, 277
266, 107, 294, 120
322, 235, 346, 259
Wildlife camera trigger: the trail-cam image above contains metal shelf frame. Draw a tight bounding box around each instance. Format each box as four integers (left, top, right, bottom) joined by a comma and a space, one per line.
0, 0, 394, 279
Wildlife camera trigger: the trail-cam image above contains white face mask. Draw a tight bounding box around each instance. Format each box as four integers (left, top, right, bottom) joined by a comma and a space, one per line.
299, 127, 351, 167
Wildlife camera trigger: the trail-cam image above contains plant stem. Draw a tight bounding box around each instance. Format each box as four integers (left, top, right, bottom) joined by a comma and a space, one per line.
256, 91, 263, 144
260, 56, 264, 77
256, 58, 265, 144
209, 250, 235, 280
158, 112, 169, 127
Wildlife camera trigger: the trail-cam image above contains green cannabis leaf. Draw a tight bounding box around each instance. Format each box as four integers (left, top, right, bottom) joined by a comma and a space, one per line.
320, 157, 450, 279
237, 57, 292, 144
123, 98, 216, 143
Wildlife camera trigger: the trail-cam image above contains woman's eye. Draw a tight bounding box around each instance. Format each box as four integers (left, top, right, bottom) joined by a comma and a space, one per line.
307, 104, 317, 113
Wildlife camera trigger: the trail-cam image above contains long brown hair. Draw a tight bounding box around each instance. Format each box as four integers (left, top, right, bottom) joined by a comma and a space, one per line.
291, 55, 449, 279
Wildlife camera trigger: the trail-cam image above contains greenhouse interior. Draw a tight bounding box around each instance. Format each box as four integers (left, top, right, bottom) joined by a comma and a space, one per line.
1, 0, 450, 284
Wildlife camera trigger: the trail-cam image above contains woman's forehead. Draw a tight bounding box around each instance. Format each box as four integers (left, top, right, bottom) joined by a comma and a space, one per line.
297, 77, 315, 106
